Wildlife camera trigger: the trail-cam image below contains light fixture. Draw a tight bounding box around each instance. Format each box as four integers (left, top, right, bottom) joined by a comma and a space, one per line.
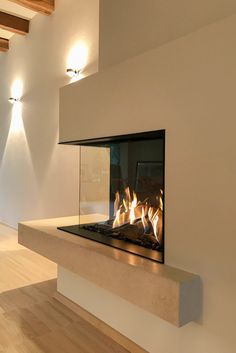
66, 42, 88, 80
8, 97, 19, 104
66, 68, 80, 78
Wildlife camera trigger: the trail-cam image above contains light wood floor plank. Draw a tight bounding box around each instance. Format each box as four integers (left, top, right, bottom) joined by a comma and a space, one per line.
0, 223, 130, 353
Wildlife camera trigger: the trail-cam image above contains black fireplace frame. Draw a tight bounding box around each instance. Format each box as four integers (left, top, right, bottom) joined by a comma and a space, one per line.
59, 129, 165, 264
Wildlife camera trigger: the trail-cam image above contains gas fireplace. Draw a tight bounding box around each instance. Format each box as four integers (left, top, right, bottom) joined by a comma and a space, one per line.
59, 130, 165, 263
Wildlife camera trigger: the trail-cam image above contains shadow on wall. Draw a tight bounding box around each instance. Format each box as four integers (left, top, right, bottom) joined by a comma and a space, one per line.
19, 85, 60, 188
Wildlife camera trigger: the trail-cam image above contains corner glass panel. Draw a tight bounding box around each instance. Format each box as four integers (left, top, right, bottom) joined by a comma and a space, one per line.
79, 145, 110, 222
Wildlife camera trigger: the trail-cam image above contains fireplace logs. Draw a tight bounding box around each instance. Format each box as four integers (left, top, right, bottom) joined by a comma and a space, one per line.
82, 187, 163, 252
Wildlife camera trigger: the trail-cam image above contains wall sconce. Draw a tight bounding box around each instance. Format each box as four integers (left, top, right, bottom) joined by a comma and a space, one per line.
66, 41, 88, 80
8, 97, 20, 104
66, 68, 80, 78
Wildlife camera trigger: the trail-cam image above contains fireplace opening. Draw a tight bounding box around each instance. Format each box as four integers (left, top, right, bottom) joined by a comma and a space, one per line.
59, 130, 165, 263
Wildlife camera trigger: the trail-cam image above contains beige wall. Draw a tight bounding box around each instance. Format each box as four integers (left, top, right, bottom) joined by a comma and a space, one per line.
99, 0, 236, 68
0, 0, 99, 227
59, 14, 236, 353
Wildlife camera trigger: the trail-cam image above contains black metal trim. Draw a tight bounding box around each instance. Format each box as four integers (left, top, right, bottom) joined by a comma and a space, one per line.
58, 224, 163, 263
162, 131, 166, 264
58, 128, 166, 264
58, 129, 165, 146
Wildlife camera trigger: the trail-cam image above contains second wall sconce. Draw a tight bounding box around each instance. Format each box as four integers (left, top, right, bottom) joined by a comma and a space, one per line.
66, 68, 80, 78
8, 97, 20, 104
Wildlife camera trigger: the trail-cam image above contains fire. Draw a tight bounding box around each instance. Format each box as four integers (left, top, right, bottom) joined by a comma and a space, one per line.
159, 190, 163, 211
148, 207, 159, 240
114, 191, 120, 216
130, 192, 138, 224
141, 206, 149, 233
113, 208, 122, 228
112, 187, 163, 245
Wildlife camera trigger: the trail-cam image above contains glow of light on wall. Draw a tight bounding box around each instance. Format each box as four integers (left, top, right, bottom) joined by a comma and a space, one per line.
67, 41, 88, 82
10, 101, 24, 134
11, 79, 23, 100
9, 79, 24, 134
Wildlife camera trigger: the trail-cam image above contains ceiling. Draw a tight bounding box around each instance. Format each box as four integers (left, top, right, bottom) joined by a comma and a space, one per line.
1, 0, 236, 56
0, 0, 35, 39
0, 0, 54, 51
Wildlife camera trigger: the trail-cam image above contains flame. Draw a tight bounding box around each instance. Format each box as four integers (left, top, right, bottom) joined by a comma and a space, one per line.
141, 206, 149, 233
113, 208, 121, 228
125, 187, 131, 201
159, 189, 163, 211
112, 187, 163, 245
124, 187, 132, 211
148, 207, 159, 240
114, 191, 120, 216
130, 192, 138, 224
112, 187, 137, 228
123, 198, 128, 212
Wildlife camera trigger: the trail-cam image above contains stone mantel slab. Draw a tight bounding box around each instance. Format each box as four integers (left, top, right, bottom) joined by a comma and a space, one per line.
18, 215, 201, 327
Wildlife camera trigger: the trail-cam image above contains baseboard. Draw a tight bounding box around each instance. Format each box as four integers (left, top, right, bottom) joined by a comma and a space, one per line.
0, 221, 17, 230
54, 291, 148, 353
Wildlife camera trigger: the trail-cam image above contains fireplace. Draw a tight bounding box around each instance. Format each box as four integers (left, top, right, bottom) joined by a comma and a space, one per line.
59, 130, 165, 263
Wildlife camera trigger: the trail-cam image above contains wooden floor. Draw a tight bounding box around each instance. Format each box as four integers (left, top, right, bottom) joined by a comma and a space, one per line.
0, 223, 129, 353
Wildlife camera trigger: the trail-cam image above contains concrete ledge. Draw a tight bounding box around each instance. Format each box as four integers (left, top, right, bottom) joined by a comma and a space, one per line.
18, 215, 201, 327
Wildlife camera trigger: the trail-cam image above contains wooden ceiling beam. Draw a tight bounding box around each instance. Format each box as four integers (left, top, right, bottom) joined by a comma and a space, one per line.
8, 0, 55, 15
0, 37, 9, 52
0, 11, 29, 35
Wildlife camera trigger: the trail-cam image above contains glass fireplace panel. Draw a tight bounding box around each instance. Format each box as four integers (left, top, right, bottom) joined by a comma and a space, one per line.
58, 130, 165, 263
79, 145, 110, 220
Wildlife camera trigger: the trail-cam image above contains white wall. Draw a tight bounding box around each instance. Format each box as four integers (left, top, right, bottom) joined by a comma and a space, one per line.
0, 0, 99, 227
59, 14, 236, 353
